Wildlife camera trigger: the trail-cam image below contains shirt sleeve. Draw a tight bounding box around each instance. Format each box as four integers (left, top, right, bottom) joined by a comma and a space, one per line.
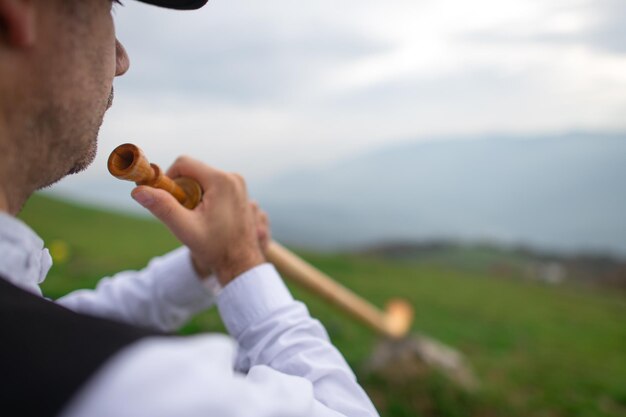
59, 264, 380, 417
218, 263, 380, 416
57, 247, 219, 332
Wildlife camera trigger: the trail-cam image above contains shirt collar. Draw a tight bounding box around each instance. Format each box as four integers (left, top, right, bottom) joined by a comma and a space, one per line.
0, 212, 52, 296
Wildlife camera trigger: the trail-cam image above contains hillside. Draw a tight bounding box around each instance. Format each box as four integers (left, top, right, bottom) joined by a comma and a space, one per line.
257, 132, 626, 257
46, 132, 626, 258
17, 194, 626, 417
359, 241, 626, 292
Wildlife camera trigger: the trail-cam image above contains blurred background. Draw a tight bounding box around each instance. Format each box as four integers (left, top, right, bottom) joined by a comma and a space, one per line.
21, 0, 626, 416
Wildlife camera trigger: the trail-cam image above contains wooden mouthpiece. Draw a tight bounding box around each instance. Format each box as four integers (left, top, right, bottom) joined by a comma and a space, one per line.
107, 143, 203, 209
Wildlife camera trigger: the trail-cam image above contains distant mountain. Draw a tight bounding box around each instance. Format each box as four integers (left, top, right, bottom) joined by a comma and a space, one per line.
255, 132, 626, 257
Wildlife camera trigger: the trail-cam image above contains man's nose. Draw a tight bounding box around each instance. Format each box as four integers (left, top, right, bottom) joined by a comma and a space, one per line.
115, 39, 130, 77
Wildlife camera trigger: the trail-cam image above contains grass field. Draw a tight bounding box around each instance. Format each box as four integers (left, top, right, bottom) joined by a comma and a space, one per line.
19, 193, 626, 417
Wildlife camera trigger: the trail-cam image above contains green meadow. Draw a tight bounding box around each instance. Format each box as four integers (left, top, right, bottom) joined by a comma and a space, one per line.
19, 194, 626, 417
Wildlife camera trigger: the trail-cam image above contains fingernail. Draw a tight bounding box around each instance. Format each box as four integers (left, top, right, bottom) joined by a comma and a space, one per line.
132, 190, 154, 207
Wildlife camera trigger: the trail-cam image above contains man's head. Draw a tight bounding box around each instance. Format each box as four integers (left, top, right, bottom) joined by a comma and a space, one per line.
0, 0, 205, 214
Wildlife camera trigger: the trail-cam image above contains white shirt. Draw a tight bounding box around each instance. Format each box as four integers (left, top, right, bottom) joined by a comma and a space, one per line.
0, 213, 379, 417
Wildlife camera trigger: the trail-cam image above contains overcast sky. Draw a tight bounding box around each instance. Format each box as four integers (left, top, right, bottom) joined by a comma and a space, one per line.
52, 0, 626, 201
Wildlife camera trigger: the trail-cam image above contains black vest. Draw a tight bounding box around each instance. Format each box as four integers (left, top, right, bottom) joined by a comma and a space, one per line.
0, 277, 163, 417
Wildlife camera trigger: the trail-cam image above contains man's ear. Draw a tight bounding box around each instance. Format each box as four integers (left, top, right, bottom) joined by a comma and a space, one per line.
0, 0, 35, 48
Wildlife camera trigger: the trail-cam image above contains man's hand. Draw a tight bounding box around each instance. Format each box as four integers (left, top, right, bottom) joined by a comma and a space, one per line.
130, 156, 266, 286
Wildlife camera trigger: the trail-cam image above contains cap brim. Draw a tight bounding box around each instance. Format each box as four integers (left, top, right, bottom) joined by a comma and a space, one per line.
136, 0, 208, 10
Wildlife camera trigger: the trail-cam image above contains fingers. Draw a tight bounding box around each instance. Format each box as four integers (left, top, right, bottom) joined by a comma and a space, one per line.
165, 156, 222, 191
165, 155, 201, 178
131, 185, 192, 231
259, 212, 270, 249
165, 157, 250, 209
251, 201, 271, 251
260, 211, 269, 232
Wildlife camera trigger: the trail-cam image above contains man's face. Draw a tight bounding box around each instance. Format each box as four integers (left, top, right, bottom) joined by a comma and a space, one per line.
31, 0, 129, 186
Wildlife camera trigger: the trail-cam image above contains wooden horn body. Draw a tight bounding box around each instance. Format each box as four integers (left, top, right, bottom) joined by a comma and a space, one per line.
266, 241, 413, 339
108, 144, 413, 339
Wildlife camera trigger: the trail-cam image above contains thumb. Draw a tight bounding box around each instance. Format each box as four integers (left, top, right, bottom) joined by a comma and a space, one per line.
131, 186, 189, 228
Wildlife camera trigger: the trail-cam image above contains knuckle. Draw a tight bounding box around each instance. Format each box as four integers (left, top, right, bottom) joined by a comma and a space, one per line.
227, 173, 246, 190
212, 171, 230, 186
232, 173, 246, 186
174, 155, 192, 165
225, 175, 238, 189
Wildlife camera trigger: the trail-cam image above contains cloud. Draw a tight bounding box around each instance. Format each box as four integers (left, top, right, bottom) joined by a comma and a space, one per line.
88, 0, 626, 189
580, 0, 626, 54
461, 0, 626, 55
115, 1, 389, 104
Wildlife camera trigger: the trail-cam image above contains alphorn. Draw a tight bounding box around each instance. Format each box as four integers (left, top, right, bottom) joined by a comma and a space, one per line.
108, 143, 414, 339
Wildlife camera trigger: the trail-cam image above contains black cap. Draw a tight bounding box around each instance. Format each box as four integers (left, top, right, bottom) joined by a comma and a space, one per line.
136, 0, 208, 10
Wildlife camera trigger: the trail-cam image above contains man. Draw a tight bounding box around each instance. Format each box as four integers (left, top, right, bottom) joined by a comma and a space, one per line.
0, 1, 379, 416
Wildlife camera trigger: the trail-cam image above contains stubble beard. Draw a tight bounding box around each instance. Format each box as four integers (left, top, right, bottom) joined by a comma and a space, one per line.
66, 88, 113, 175
65, 102, 108, 176
66, 137, 98, 175
107, 87, 114, 110
33, 89, 110, 189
